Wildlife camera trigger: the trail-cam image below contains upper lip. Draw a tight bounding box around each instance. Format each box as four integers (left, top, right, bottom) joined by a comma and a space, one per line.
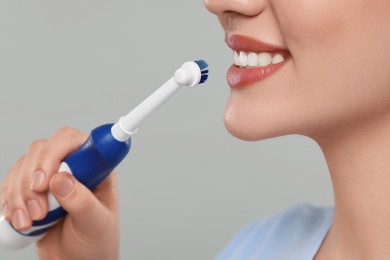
225, 34, 288, 53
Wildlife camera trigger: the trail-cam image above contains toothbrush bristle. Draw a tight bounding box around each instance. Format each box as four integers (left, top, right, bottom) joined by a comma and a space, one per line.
194, 60, 209, 84
194, 59, 208, 71
199, 74, 209, 84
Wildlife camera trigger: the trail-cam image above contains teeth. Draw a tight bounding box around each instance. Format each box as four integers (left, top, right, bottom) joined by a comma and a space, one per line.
272, 54, 285, 64
233, 51, 286, 68
247, 52, 258, 67
238, 51, 247, 67
258, 53, 272, 66
234, 51, 240, 66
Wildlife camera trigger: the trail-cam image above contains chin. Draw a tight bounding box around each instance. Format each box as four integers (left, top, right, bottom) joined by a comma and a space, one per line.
223, 108, 282, 142
224, 122, 258, 141
223, 97, 302, 142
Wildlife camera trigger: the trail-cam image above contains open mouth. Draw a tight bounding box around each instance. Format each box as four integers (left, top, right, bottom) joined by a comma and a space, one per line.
233, 50, 287, 68
226, 35, 291, 88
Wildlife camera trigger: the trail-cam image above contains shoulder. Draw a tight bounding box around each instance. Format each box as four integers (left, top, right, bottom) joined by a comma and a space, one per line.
216, 204, 333, 260
268, 203, 333, 238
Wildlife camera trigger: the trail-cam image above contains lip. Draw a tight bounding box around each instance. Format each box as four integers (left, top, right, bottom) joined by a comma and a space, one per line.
225, 34, 290, 89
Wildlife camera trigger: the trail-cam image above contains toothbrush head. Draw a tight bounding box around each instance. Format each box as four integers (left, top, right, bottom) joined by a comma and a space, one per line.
174, 60, 209, 87
194, 60, 209, 84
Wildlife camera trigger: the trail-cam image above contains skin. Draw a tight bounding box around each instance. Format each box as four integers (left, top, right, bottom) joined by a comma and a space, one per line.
204, 0, 390, 259
2, 0, 390, 259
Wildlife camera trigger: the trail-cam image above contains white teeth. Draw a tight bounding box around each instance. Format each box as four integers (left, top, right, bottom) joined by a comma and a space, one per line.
238, 51, 247, 67
247, 52, 258, 67
233, 51, 286, 68
234, 51, 240, 66
272, 54, 285, 64
258, 53, 272, 67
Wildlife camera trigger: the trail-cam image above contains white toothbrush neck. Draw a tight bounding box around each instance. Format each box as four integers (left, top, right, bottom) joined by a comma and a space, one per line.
111, 61, 203, 142
111, 77, 183, 141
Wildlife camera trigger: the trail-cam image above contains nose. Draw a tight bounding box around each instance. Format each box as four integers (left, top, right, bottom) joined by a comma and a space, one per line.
204, 0, 265, 17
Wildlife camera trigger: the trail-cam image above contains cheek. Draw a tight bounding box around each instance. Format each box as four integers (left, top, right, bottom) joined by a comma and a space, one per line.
274, 0, 350, 52
275, 0, 390, 125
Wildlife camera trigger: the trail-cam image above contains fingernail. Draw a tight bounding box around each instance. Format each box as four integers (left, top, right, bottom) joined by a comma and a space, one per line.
27, 200, 41, 220
53, 174, 74, 197
12, 209, 29, 230
31, 171, 46, 190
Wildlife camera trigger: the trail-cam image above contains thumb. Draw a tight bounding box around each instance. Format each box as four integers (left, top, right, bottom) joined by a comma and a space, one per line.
49, 172, 110, 237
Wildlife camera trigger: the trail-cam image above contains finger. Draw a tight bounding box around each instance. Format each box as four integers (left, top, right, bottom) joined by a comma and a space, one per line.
6, 147, 48, 230
2, 156, 25, 221
49, 172, 112, 238
25, 140, 46, 192
33, 128, 88, 192
5, 156, 33, 231
18, 140, 49, 221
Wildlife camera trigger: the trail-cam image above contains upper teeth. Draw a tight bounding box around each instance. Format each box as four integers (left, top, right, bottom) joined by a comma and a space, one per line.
234, 51, 285, 68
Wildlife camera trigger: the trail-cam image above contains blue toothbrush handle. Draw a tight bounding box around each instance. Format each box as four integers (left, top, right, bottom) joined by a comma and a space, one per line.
0, 124, 131, 249
64, 123, 131, 190
36, 123, 131, 227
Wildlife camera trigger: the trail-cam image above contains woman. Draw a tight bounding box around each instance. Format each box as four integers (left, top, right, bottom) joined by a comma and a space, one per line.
205, 0, 390, 259
2, 0, 390, 259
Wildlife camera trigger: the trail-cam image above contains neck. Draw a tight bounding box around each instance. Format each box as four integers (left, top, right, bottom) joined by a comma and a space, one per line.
313, 113, 390, 259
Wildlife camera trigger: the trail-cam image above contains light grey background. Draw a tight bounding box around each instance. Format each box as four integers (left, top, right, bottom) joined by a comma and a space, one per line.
0, 1, 333, 259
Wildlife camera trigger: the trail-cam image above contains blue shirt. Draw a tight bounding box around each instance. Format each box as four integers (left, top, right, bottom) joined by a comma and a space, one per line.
216, 204, 333, 260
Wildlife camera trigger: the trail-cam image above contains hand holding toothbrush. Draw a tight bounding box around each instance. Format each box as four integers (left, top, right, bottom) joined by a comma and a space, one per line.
1, 128, 120, 260
0, 60, 208, 257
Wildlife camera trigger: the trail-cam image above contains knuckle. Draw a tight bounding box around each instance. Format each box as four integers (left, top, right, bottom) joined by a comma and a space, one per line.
28, 140, 46, 154
56, 127, 78, 138
16, 155, 26, 165
5, 165, 14, 178
7, 156, 26, 176
38, 151, 59, 166
55, 127, 85, 145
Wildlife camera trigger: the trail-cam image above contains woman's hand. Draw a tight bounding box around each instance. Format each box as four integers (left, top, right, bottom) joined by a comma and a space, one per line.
1, 127, 119, 260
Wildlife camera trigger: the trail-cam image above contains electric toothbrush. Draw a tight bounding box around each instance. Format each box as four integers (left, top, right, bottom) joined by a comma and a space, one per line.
0, 60, 209, 250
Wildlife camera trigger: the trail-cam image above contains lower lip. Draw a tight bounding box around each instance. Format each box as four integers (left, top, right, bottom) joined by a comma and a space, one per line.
227, 61, 287, 89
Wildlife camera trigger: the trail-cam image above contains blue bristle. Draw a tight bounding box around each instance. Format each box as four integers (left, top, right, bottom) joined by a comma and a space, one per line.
194, 60, 208, 71
199, 74, 209, 84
